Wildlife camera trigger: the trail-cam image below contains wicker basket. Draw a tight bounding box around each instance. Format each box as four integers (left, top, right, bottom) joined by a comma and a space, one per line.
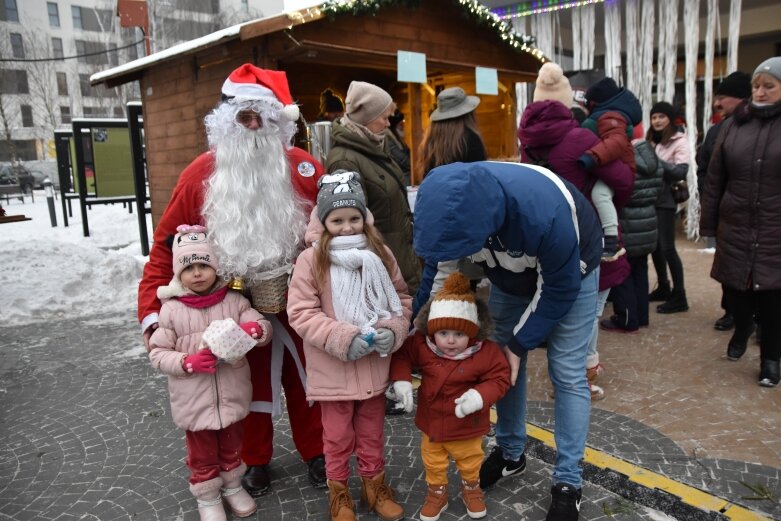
249, 269, 290, 314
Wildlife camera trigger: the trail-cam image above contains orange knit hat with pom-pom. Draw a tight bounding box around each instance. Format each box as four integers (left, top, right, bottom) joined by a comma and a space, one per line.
427, 272, 480, 338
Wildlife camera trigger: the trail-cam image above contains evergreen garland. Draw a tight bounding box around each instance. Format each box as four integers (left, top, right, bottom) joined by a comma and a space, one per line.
321, 0, 538, 52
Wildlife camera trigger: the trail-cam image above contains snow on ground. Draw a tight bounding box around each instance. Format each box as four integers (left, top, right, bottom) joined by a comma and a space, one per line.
0, 193, 151, 325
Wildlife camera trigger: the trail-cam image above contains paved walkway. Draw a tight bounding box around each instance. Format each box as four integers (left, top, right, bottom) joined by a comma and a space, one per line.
1, 238, 779, 521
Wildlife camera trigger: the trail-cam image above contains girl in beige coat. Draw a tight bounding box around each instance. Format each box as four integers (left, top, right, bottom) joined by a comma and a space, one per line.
288, 172, 411, 521
149, 225, 272, 521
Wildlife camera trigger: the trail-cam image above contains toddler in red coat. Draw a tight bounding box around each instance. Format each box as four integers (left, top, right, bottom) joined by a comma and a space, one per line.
389, 272, 510, 521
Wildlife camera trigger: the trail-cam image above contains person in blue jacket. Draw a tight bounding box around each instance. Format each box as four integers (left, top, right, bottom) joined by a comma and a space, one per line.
413, 161, 602, 521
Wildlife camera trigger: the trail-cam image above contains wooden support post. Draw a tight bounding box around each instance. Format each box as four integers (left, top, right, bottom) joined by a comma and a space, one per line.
409, 83, 423, 186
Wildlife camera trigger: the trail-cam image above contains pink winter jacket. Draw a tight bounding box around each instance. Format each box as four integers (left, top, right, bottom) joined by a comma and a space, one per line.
149, 290, 267, 431
287, 245, 412, 401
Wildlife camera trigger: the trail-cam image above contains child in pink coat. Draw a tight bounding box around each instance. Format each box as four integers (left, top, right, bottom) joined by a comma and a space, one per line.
287, 171, 412, 521
149, 225, 272, 521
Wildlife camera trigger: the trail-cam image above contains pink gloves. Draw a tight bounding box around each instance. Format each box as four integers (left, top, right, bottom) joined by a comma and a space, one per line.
240, 320, 272, 345
183, 349, 217, 374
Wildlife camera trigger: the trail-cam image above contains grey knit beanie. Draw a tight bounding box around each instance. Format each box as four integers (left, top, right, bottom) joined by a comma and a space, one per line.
345, 81, 393, 126
316, 170, 367, 224
753, 57, 781, 82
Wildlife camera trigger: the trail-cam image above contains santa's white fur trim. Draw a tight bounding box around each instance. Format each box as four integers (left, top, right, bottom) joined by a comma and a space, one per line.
282, 104, 300, 121
222, 79, 274, 101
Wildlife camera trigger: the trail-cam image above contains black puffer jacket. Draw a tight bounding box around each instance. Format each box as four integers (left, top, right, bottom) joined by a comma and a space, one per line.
700, 100, 781, 291
619, 140, 664, 257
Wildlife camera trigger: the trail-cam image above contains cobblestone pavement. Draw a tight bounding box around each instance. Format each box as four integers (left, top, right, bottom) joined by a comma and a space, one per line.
1, 307, 779, 521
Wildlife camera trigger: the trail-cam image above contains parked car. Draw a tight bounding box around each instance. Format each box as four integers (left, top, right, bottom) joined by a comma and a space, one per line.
23, 160, 60, 190
30, 170, 60, 190
0, 163, 34, 193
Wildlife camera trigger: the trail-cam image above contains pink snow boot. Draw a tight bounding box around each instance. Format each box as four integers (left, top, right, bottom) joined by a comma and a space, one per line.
190, 477, 227, 521
220, 463, 257, 517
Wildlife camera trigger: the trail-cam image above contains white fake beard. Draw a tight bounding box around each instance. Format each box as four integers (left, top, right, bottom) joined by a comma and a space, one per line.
202, 127, 308, 281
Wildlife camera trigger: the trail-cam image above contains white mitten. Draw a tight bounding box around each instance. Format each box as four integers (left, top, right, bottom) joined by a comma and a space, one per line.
391, 381, 414, 413
454, 388, 483, 418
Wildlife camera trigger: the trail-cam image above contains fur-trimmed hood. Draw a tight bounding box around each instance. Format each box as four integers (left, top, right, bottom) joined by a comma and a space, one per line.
414, 292, 495, 340
156, 277, 229, 301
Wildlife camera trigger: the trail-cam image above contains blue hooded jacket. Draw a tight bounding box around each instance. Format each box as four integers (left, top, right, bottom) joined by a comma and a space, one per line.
413, 161, 602, 352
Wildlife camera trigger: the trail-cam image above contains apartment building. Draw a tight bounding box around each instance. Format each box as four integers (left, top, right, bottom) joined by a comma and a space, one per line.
0, 0, 272, 162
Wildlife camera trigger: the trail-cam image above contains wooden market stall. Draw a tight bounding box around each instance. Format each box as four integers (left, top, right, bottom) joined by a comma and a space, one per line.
92, 0, 544, 225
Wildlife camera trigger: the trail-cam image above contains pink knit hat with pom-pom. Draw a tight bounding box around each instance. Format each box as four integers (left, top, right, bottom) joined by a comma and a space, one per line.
533, 62, 574, 108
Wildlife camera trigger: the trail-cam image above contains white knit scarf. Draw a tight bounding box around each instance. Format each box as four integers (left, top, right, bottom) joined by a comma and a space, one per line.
329, 235, 403, 334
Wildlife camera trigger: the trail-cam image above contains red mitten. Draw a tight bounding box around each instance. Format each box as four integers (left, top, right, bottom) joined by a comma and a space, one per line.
240, 321, 264, 340
183, 348, 217, 374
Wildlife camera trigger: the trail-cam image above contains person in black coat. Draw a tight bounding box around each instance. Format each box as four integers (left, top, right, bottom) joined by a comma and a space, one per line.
695, 71, 752, 332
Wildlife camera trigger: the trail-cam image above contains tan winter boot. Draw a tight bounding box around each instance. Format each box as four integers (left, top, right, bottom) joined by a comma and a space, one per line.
190, 477, 227, 521
419, 484, 448, 521
327, 479, 356, 521
461, 479, 486, 519
220, 463, 257, 518
587, 362, 605, 401
360, 471, 404, 521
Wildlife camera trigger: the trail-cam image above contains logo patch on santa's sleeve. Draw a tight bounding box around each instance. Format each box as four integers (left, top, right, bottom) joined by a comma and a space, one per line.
297, 161, 316, 178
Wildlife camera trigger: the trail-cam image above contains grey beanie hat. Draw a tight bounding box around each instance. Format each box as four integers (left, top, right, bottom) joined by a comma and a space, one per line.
317, 170, 367, 223
753, 57, 781, 82
345, 81, 393, 126
430, 87, 480, 122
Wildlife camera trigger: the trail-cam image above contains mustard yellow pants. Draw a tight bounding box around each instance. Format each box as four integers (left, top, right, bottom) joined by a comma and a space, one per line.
420, 432, 483, 485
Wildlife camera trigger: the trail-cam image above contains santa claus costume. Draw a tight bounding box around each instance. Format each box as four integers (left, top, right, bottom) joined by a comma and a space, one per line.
138, 64, 325, 498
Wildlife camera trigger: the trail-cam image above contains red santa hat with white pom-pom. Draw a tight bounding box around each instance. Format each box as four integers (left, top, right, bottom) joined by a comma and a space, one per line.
221, 63, 300, 121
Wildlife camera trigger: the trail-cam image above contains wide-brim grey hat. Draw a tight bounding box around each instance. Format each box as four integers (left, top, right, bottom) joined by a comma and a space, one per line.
430, 87, 480, 121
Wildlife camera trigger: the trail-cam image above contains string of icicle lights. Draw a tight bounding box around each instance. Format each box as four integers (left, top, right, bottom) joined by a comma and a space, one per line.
493, 0, 606, 19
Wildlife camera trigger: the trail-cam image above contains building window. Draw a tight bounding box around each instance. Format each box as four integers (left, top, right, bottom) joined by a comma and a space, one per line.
109, 42, 118, 66
2, 70, 28, 94
71, 6, 110, 31
71, 6, 82, 29
83, 106, 109, 117
21, 105, 33, 127
79, 74, 92, 97
52, 37, 63, 59
75, 39, 108, 65
48, 2, 60, 27
57, 72, 68, 96
10, 32, 24, 58
1, 0, 19, 22
60, 106, 71, 124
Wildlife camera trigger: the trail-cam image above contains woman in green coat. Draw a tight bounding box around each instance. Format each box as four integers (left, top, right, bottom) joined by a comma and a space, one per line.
326, 81, 420, 295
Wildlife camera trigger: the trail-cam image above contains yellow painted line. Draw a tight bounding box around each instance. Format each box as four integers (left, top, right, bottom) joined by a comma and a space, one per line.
416, 379, 771, 520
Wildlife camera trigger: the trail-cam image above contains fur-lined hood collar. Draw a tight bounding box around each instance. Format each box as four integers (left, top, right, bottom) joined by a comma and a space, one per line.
156, 277, 228, 301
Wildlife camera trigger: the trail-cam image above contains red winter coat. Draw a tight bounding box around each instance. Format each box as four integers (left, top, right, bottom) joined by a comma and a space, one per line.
389, 333, 510, 443
137, 147, 323, 326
